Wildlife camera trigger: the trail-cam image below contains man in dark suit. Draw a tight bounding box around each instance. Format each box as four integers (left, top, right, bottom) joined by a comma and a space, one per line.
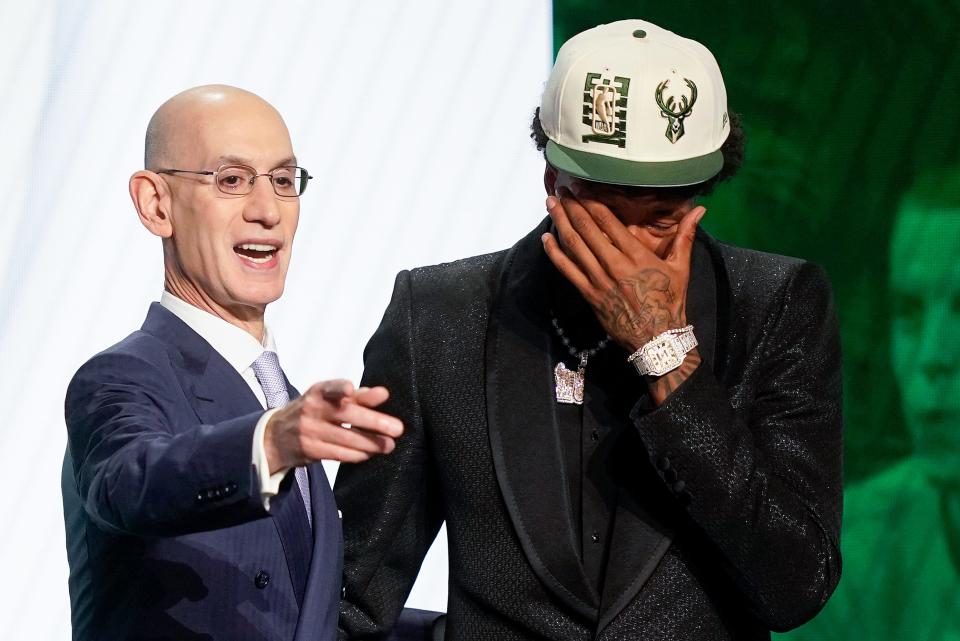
335, 20, 843, 640
63, 85, 403, 641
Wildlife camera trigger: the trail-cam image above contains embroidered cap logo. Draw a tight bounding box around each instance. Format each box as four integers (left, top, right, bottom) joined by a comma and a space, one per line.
591, 84, 619, 135
581, 73, 631, 148
655, 77, 698, 143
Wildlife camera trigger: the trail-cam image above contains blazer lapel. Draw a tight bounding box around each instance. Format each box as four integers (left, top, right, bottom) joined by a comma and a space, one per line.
595, 231, 721, 633
485, 219, 599, 620
292, 371, 344, 640
141, 304, 265, 424
294, 461, 342, 641
266, 376, 313, 611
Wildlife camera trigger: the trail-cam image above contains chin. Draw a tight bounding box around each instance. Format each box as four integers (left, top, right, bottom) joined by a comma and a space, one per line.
914, 452, 960, 489
232, 281, 286, 308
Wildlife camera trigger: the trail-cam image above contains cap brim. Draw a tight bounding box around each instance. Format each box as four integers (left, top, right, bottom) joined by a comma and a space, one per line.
545, 140, 724, 187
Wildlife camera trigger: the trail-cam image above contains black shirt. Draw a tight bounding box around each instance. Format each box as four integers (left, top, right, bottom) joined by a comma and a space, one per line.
549, 268, 647, 595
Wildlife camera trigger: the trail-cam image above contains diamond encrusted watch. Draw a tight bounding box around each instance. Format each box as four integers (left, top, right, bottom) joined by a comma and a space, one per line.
627, 325, 698, 377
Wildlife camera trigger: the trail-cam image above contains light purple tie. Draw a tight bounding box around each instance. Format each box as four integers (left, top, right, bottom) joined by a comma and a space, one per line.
251, 350, 312, 527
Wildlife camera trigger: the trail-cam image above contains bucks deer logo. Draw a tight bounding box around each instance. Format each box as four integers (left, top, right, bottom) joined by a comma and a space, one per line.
655, 78, 698, 143
582, 73, 630, 148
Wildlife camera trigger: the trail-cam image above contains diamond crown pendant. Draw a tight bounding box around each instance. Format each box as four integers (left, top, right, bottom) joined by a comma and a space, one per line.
554, 353, 589, 405
551, 316, 609, 405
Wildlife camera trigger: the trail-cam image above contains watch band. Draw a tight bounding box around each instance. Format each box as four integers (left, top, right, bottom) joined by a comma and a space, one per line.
627, 325, 698, 377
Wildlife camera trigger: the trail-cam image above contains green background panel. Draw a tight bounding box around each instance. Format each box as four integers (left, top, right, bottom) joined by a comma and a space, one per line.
555, 0, 960, 481
554, 1, 960, 637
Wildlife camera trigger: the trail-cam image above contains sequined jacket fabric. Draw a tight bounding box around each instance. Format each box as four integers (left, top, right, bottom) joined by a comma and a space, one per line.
335, 218, 843, 640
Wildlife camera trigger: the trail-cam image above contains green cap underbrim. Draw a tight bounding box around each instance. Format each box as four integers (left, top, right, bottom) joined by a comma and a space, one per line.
545, 140, 724, 187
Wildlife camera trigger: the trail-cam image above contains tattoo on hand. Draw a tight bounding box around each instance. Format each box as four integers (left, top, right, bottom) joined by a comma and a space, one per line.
596, 268, 685, 349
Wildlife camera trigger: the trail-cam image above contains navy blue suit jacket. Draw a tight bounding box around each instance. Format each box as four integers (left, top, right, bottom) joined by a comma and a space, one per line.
63, 303, 342, 641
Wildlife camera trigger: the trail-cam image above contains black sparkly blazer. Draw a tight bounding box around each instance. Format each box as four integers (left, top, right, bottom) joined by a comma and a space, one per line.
335, 217, 843, 641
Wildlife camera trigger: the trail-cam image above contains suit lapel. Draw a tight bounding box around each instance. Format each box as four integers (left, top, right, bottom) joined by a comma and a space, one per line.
140, 304, 314, 611
595, 231, 721, 632
141, 304, 265, 423
486, 219, 599, 619
293, 370, 343, 639
294, 461, 342, 641
265, 377, 313, 610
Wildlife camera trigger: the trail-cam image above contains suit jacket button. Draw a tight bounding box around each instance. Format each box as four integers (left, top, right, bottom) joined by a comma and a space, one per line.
255, 570, 270, 589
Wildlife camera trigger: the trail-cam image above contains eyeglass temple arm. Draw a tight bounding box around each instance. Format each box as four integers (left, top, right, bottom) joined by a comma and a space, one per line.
156, 169, 215, 176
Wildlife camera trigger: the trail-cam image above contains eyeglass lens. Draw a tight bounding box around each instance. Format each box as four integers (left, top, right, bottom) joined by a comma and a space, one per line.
215, 165, 308, 196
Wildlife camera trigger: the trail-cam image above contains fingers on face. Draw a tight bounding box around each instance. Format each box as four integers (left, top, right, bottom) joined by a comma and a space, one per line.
556, 190, 619, 265
542, 231, 594, 297
546, 195, 610, 287
667, 206, 706, 265
576, 197, 637, 254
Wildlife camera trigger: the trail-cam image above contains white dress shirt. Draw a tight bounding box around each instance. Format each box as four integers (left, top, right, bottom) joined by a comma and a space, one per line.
160, 291, 290, 509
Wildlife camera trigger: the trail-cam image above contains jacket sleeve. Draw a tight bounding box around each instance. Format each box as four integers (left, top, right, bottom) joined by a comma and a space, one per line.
65, 350, 268, 537
335, 271, 445, 639
631, 261, 843, 631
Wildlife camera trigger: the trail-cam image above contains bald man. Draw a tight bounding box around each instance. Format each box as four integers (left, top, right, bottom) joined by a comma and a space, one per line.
61, 85, 402, 641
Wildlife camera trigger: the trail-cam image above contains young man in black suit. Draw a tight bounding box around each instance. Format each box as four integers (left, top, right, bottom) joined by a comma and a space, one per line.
336, 19, 843, 641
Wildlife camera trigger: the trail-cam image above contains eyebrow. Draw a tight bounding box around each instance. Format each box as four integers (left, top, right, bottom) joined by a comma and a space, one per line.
215, 154, 298, 168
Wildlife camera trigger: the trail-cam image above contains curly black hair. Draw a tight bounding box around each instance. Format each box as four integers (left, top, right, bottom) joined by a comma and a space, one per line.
529, 106, 745, 200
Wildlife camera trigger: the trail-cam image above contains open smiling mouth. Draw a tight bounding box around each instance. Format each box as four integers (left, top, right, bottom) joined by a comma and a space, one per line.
234, 243, 279, 265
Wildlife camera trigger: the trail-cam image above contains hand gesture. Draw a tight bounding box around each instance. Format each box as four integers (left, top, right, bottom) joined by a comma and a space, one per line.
264, 381, 403, 472
541, 189, 704, 353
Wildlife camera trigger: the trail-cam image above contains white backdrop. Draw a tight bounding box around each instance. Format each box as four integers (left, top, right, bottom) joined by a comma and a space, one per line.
0, 0, 551, 636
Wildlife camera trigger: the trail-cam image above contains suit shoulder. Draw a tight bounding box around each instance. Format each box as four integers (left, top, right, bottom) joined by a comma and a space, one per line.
405, 249, 508, 299
711, 238, 831, 311
713, 239, 809, 283
68, 330, 174, 395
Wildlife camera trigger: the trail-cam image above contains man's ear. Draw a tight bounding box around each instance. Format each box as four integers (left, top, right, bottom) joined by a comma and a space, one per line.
129, 170, 173, 238
543, 163, 558, 196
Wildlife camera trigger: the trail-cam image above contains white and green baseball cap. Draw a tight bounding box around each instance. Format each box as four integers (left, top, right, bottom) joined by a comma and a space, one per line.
540, 19, 731, 187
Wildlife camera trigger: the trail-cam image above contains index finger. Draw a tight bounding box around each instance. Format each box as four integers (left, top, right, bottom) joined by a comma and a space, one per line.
334, 404, 404, 438
575, 195, 638, 254
556, 187, 623, 271
354, 385, 390, 408
319, 379, 356, 404
667, 206, 706, 268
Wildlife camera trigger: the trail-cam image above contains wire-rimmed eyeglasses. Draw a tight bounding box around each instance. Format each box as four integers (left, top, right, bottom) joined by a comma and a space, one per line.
157, 164, 312, 197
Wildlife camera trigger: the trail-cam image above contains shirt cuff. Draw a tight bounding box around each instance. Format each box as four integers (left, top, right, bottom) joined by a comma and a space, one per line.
252, 408, 290, 511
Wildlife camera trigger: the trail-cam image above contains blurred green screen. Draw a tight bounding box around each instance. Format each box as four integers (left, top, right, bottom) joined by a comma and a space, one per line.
553, 1, 960, 637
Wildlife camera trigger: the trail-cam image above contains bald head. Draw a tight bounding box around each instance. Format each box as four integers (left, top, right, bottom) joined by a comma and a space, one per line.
144, 85, 291, 170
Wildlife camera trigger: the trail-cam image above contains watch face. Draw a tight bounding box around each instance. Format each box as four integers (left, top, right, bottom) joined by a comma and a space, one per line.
643, 336, 683, 376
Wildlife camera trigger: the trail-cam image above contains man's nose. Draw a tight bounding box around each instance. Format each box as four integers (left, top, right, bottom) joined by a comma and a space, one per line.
917, 302, 955, 381
242, 177, 282, 227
